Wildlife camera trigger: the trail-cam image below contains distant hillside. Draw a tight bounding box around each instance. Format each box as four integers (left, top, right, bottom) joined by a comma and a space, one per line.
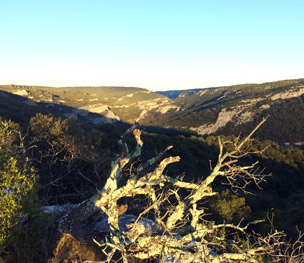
0, 89, 119, 127
0, 85, 169, 124
155, 90, 184, 99
1, 79, 304, 143
156, 87, 218, 99
142, 79, 304, 143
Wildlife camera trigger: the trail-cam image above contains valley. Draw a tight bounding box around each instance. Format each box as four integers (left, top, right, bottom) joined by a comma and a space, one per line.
1, 79, 304, 262
1, 78, 304, 144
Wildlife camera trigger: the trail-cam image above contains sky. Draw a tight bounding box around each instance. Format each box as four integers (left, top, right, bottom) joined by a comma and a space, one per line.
1, 0, 304, 91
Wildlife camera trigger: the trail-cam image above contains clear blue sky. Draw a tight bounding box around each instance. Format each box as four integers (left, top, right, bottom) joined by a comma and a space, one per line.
1, 0, 304, 91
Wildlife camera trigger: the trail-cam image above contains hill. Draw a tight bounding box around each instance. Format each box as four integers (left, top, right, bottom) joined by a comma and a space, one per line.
143, 79, 304, 143
1, 79, 304, 143
0, 85, 169, 124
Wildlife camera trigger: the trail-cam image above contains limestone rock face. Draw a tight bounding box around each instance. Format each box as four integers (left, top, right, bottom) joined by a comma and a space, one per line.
156, 104, 180, 114
269, 86, 304, 100
13, 89, 28, 96
190, 109, 238, 135
77, 104, 120, 124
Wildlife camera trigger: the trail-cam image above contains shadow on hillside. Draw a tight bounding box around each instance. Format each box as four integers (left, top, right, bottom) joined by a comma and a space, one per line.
0, 90, 197, 138
0, 90, 120, 127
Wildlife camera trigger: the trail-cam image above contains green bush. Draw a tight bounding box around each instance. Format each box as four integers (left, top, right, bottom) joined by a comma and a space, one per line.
210, 189, 251, 223
0, 120, 38, 250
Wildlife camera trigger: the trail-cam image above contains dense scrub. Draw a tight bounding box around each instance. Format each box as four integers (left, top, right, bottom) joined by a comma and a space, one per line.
0, 112, 304, 262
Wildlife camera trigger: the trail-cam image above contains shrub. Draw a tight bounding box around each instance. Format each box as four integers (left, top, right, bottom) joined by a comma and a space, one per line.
0, 120, 38, 250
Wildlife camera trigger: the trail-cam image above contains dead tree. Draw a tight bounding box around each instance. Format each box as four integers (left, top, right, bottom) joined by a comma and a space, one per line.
49, 111, 303, 262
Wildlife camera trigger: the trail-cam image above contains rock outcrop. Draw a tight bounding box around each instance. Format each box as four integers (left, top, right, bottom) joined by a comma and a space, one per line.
190, 109, 238, 135
269, 86, 304, 101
